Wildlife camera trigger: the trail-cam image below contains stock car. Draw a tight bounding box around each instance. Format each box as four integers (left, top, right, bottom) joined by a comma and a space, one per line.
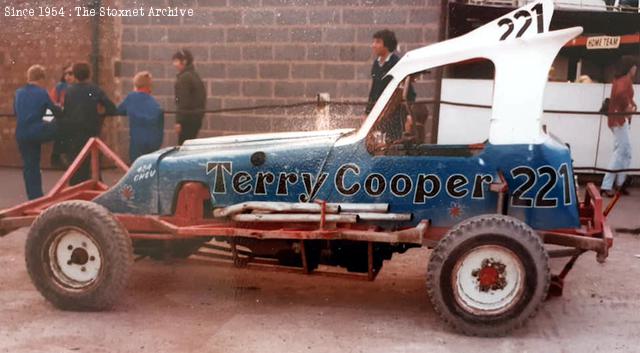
0, 0, 614, 336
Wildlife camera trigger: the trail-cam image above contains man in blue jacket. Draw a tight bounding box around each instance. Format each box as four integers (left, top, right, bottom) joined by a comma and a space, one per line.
117, 71, 164, 162
14, 65, 61, 200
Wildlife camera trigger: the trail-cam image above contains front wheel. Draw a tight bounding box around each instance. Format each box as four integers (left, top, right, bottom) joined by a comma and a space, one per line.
427, 215, 549, 336
25, 201, 133, 311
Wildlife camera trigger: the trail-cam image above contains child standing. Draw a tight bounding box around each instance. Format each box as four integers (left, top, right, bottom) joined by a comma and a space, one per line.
14, 65, 61, 199
117, 71, 164, 162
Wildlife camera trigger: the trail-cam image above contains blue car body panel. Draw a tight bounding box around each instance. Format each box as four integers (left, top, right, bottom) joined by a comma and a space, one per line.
94, 129, 580, 231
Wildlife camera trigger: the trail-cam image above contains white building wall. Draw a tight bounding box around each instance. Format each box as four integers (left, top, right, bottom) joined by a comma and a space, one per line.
439, 78, 640, 173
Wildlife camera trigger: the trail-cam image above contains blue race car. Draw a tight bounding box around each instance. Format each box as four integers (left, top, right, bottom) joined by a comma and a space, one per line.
0, 0, 613, 336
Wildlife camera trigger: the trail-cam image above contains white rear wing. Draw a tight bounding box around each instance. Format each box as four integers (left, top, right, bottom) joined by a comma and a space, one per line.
362, 0, 583, 145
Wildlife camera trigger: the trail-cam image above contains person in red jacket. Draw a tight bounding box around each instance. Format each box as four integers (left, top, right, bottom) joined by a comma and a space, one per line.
48, 64, 74, 169
601, 58, 637, 197
49, 64, 74, 106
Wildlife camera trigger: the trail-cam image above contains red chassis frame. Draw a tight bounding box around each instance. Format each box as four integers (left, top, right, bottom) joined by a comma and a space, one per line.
0, 138, 615, 283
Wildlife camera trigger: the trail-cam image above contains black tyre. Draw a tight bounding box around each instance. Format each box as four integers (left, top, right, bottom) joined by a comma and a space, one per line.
25, 200, 133, 311
427, 214, 549, 336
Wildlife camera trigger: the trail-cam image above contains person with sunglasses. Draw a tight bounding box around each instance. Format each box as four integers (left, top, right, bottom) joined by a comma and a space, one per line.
48, 64, 75, 169
50, 64, 74, 106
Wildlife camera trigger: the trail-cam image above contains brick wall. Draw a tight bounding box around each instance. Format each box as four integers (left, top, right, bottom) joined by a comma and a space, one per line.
116, 0, 442, 148
0, 0, 442, 166
0, 0, 120, 167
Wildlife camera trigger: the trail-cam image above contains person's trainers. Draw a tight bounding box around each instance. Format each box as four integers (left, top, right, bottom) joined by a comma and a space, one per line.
618, 179, 632, 195
618, 187, 630, 196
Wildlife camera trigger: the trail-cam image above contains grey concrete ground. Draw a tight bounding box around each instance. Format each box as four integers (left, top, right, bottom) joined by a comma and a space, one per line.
0, 168, 639, 353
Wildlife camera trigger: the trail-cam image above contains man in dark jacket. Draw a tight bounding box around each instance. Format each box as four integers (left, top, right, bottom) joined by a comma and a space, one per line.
172, 49, 206, 145
63, 62, 117, 185
14, 65, 61, 199
365, 29, 415, 115
366, 29, 416, 143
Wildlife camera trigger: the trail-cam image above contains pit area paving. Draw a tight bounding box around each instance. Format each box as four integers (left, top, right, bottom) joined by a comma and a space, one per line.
1, 168, 639, 353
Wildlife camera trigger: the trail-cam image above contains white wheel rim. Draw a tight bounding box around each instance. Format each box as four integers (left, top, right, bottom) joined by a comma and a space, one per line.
48, 227, 102, 289
452, 245, 525, 316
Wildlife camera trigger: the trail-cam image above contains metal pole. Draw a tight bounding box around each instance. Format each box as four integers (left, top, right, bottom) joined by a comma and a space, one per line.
431, 0, 450, 144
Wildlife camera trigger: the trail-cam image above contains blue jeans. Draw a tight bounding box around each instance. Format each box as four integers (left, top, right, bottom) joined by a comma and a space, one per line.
17, 140, 44, 200
601, 122, 632, 190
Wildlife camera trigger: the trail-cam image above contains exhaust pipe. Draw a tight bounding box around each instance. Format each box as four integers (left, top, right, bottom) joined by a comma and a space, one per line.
232, 213, 358, 223
330, 203, 389, 213
343, 212, 412, 221
216, 201, 406, 223
214, 201, 340, 218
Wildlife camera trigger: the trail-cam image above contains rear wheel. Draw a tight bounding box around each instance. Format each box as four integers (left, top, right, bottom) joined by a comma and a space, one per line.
25, 201, 133, 311
427, 215, 549, 336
